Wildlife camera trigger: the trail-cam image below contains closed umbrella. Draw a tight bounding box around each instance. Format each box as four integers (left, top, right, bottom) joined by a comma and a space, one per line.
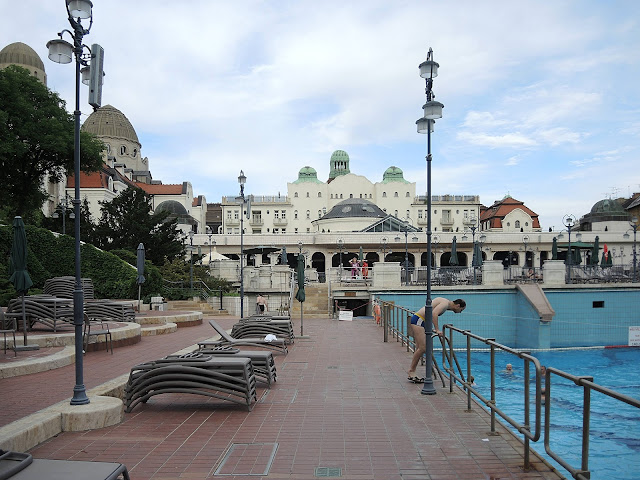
574, 247, 582, 266
9, 217, 38, 351
450, 236, 459, 266
472, 241, 483, 267
591, 236, 600, 265
601, 251, 607, 267
358, 246, 363, 262
295, 254, 305, 335
136, 243, 146, 312
552, 237, 558, 260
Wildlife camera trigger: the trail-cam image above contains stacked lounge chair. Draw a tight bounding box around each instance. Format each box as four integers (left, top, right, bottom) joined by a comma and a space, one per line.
124, 354, 258, 412
231, 316, 295, 344
43, 276, 95, 299
190, 346, 277, 386
5, 295, 73, 331
199, 319, 288, 355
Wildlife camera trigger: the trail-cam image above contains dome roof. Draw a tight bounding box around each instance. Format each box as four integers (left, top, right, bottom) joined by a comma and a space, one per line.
330, 150, 349, 162
0, 42, 47, 85
81, 105, 140, 144
321, 198, 386, 220
382, 166, 408, 183
0, 42, 45, 71
156, 200, 187, 215
590, 199, 625, 215
292, 166, 322, 184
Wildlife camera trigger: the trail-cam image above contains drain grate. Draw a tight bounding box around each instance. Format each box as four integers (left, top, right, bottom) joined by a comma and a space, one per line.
213, 443, 278, 476
314, 467, 342, 477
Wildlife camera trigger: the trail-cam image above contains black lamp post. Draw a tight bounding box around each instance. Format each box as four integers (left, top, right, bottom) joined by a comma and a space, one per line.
207, 227, 213, 264
52, 195, 75, 235
47, 0, 104, 407
238, 170, 246, 318
623, 216, 638, 282
416, 47, 443, 396
337, 239, 344, 276
395, 222, 410, 286
562, 214, 576, 283
189, 230, 194, 293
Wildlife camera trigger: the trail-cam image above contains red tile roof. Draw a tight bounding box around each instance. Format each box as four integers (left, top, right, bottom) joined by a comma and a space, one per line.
480, 196, 541, 229
136, 183, 184, 195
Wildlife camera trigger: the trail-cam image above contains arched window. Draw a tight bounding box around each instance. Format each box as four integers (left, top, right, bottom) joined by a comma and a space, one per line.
294, 192, 298, 198
294, 210, 298, 219
318, 210, 322, 218
306, 192, 310, 198
306, 210, 310, 219
515, 220, 521, 228
383, 192, 387, 198
350, 194, 353, 198
406, 192, 410, 197
120, 145, 127, 155
340, 194, 343, 199
318, 192, 322, 198
394, 192, 398, 197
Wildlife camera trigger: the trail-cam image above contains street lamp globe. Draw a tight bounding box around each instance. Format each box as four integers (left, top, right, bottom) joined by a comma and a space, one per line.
67, 0, 93, 19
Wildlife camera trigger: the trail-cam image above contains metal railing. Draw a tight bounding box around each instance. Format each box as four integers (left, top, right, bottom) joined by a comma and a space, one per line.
377, 300, 640, 480
163, 279, 216, 301
566, 264, 635, 283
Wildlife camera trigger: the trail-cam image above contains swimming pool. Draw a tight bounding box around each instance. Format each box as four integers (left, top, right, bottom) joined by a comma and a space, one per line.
452, 347, 640, 479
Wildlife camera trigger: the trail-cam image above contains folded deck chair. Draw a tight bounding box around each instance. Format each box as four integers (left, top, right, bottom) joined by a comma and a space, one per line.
185, 347, 277, 386
231, 319, 295, 344
200, 319, 288, 355
0, 450, 130, 480
124, 355, 257, 412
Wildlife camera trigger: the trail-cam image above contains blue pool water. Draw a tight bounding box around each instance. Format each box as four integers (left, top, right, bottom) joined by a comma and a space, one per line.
451, 348, 640, 479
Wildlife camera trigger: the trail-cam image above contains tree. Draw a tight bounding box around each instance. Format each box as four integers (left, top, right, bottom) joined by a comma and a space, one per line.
0, 65, 104, 219
94, 187, 184, 265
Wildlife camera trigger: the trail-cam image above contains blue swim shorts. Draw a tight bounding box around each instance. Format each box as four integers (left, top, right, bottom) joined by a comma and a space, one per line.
410, 314, 425, 327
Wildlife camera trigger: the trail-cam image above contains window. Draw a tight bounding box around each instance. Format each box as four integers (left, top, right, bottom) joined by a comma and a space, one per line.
340, 194, 343, 199
464, 210, 468, 219
394, 192, 399, 198
294, 210, 298, 219
273, 228, 279, 234
274, 210, 280, 219
294, 228, 298, 233
318, 210, 322, 218
406, 210, 410, 218
331, 194, 334, 199
394, 210, 398, 217
120, 145, 127, 155
106, 144, 111, 154
282, 229, 286, 234
360, 194, 362, 198
350, 194, 353, 198
294, 192, 298, 198
418, 210, 423, 219
226, 228, 232, 234
306, 228, 310, 233
434, 210, 438, 214
132, 148, 137, 157
281, 211, 286, 219
306, 210, 310, 219
515, 220, 521, 228
306, 192, 310, 198
318, 192, 322, 198
383, 192, 387, 198
233, 210, 239, 219
406, 192, 410, 197
226, 211, 232, 219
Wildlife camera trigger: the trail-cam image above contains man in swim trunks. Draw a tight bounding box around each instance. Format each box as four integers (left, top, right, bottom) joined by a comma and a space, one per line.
256, 294, 267, 314
407, 297, 465, 383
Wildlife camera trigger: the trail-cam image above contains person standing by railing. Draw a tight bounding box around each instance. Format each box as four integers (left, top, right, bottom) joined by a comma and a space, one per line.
407, 297, 466, 383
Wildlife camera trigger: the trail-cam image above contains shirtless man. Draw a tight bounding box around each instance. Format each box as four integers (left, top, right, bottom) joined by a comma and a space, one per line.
256, 294, 267, 314
407, 297, 466, 383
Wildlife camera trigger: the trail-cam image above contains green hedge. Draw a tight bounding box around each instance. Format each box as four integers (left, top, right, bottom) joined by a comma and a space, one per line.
0, 225, 163, 305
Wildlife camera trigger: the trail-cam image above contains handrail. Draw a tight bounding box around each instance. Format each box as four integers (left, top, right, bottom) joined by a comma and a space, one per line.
376, 300, 640, 479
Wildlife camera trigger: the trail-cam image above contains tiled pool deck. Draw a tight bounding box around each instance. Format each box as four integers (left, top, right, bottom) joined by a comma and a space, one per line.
0, 314, 563, 479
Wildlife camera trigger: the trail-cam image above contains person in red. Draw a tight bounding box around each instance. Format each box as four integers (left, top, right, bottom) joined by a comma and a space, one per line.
362, 260, 369, 278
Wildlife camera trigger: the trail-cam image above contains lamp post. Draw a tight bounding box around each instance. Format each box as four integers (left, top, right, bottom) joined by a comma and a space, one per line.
623, 216, 638, 282
395, 222, 410, 286
522, 234, 530, 269
380, 237, 388, 262
207, 227, 213, 264
47, 0, 104, 407
432, 234, 440, 268
562, 214, 576, 283
189, 230, 194, 293
52, 195, 75, 235
337, 238, 344, 276
238, 170, 246, 318
416, 47, 443, 396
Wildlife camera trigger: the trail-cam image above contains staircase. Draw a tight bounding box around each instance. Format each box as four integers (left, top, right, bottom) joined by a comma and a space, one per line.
290, 283, 330, 318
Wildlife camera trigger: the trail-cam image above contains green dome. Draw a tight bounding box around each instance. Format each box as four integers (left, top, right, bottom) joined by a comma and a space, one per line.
590, 199, 625, 215
292, 166, 322, 184
328, 150, 351, 181
330, 150, 349, 163
382, 166, 408, 183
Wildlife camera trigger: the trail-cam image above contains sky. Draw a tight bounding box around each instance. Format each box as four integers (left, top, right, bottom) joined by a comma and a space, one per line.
2, 0, 640, 231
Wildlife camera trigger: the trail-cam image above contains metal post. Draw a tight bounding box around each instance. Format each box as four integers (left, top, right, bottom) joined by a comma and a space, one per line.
71, 19, 88, 406
240, 204, 244, 318
404, 229, 409, 286
189, 234, 193, 293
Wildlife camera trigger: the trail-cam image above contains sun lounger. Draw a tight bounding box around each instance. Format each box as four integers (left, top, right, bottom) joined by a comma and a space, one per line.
124, 355, 257, 412
188, 346, 277, 386
6, 296, 73, 332
0, 450, 130, 479
231, 318, 295, 344
199, 319, 288, 355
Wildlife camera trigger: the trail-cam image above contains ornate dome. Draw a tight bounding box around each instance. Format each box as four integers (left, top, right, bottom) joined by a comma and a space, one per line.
321, 198, 386, 220
590, 199, 625, 215
382, 166, 408, 183
81, 105, 140, 144
330, 150, 349, 163
293, 166, 322, 183
0, 42, 46, 85
156, 200, 188, 215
